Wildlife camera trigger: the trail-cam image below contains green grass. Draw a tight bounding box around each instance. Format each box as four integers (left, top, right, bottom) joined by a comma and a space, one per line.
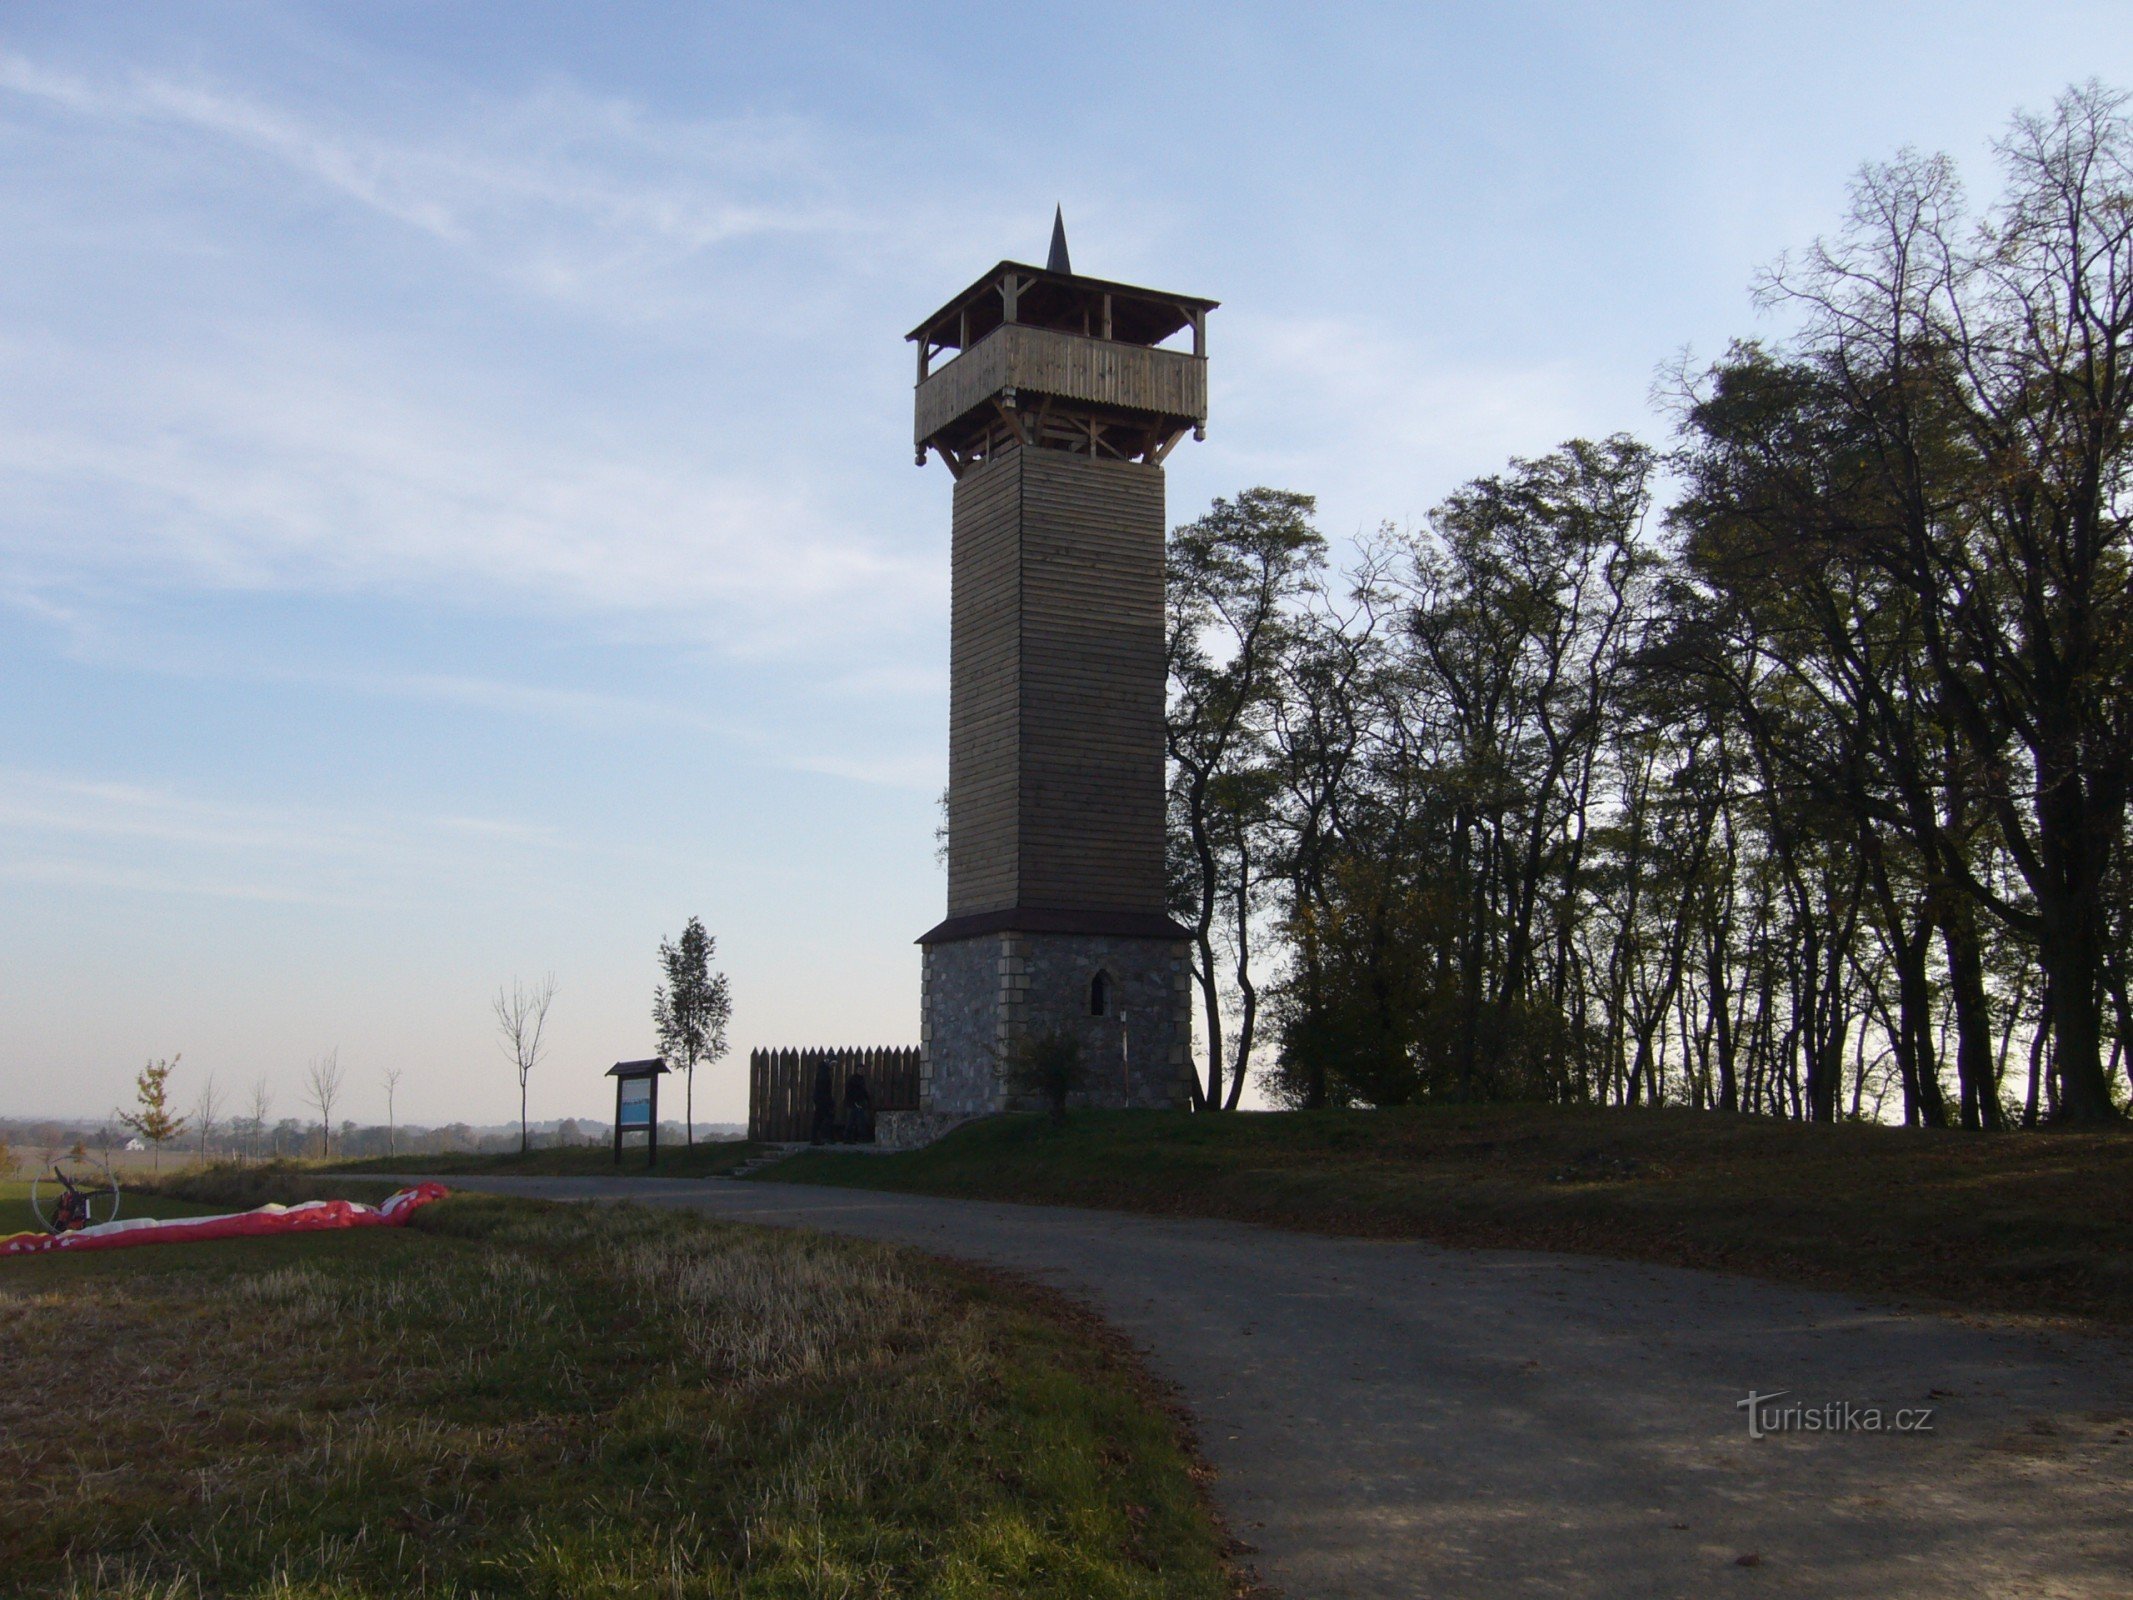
0, 1178, 235, 1239
334, 1140, 763, 1179
131, 1166, 416, 1211
1, 1175, 1245, 1599
768, 1104, 2133, 1326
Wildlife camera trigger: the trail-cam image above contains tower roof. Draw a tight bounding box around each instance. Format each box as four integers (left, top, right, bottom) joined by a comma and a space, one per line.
1047, 206, 1071, 274
906, 260, 1218, 350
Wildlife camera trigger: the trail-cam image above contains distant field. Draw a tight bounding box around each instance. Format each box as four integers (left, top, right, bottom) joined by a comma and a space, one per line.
338, 1138, 760, 1179
768, 1105, 2133, 1327
2, 1145, 217, 1180
1, 1176, 1240, 1599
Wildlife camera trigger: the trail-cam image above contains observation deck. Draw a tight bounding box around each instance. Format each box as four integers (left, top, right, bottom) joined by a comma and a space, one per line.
909, 260, 1215, 473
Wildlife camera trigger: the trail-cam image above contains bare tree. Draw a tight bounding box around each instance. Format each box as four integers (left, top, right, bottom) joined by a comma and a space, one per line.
494, 975, 556, 1155
192, 1072, 220, 1168
249, 1079, 272, 1164
381, 1066, 403, 1158
306, 1049, 344, 1158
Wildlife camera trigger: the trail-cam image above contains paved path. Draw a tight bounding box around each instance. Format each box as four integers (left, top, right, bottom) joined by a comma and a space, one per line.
418, 1173, 2131, 1598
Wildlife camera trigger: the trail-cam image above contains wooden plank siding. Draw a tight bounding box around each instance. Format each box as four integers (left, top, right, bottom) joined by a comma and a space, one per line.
944, 445, 1168, 920
916, 323, 1206, 448
747, 1047, 921, 1142
947, 452, 1025, 914
1017, 451, 1167, 913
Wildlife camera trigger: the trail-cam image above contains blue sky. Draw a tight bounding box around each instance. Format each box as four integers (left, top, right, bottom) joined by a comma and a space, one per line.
3, 2, 2128, 1129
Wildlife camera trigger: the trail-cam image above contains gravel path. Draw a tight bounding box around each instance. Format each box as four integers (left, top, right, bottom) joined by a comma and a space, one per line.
415, 1172, 2132, 1598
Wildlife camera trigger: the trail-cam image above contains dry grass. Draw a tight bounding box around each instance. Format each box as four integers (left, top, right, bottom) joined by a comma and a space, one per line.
2, 1188, 1247, 1599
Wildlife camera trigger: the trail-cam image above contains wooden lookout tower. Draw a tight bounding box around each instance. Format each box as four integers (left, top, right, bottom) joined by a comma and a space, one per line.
912, 214, 1209, 1115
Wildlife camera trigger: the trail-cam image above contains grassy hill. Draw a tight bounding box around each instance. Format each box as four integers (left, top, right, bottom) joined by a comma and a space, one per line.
3, 1171, 1248, 1599
768, 1104, 2133, 1326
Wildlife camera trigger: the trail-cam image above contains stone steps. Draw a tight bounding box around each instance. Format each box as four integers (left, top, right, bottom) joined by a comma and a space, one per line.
725, 1143, 807, 1179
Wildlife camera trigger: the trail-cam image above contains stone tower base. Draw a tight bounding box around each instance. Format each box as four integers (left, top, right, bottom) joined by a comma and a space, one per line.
920, 925, 1193, 1116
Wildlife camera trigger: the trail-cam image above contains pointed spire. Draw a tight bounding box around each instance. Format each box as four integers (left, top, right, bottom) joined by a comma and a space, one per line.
1047, 205, 1072, 275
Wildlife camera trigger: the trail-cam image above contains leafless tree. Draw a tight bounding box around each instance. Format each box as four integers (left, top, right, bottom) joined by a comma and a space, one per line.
381, 1066, 404, 1158
249, 1079, 272, 1164
192, 1073, 220, 1168
494, 975, 557, 1155
306, 1049, 344, 1158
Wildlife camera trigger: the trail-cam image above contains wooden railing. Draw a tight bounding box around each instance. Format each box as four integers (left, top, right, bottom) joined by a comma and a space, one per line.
747, 1047, 922, 1142
915, 323, 1207, 446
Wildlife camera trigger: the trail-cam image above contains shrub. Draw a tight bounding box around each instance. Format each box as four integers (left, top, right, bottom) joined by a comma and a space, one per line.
1007, 1029, 1086, 1123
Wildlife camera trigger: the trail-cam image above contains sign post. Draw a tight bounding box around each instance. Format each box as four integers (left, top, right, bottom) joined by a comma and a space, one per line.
607, 1058, 669, 1168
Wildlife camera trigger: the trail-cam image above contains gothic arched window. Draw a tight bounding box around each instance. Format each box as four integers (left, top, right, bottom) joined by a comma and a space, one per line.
1089, 970, 1110, 1017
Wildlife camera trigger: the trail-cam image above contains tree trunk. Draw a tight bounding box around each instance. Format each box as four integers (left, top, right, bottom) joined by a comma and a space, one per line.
1938, 896, 2003, 1130
2037, 890, 2118, 1122
1860, 824, 1946, 1127
1708, 929, 1738, 1114
1226, 854, 1260, 1111
2109, 967, 2133, 1107
2024, 984, 2053, 1129
1893, 926, 1947, 1128
1453, 814, 1489, 1101
1194, 926, 1224, 1112
1296, 923, 1328, 1110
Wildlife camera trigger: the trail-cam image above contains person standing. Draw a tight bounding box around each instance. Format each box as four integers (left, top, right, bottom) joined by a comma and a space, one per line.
809, 1057, 837, 1144
844, 1070, 874, 1144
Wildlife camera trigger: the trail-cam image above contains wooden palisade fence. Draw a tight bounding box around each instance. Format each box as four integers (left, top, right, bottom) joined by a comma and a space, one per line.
748, 1047, 921, 1142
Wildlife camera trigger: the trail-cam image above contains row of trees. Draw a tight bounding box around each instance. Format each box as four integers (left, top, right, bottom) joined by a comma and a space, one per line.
111, 1050, 356, 1167
88, 922, 731, 1171
1166, 84, 2133, 1126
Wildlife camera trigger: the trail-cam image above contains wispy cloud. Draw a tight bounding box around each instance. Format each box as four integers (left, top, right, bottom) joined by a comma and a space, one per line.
0, 766, 569, 907
1221, 311, 1596, 529
0, 45, 943, 662
0, 317, 936, 651
341, 671, 721, 731
0, 854, 361, 907
782, 747, 942, 790
0, 49, 855, 316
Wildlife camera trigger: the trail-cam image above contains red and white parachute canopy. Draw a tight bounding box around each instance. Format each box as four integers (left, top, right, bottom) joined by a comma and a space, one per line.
1, 1183, 448, 1258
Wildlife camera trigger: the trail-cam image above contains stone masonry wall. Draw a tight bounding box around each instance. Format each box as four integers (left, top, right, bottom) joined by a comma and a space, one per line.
920, 935, 1007, 1116
922, 932, 1194, 1115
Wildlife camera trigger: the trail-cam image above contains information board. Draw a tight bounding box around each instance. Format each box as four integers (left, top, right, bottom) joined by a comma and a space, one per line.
618, 1077, 652, 1128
